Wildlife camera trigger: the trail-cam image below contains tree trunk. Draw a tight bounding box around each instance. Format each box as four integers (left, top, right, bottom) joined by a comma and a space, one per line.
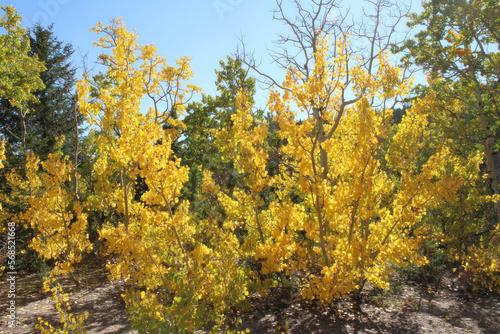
73, 99, 80, 201
20, 106, 26, 150
476, 89, 500, 223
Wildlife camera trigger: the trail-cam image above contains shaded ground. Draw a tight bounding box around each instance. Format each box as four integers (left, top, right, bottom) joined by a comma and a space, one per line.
0, 257, 136, 334
233, 281, 500, 333
1, 261, 499, 333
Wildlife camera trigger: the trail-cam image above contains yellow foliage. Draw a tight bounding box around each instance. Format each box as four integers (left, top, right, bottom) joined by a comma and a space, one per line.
37, 277, 88, 334
257, 33, 462, 301
77, 18, 250, 331
21, 152, 92, 276
9, 16, 496, 333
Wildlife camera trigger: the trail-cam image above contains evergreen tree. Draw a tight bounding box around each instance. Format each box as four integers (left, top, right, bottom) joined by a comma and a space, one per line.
0, 23, 81, 161
0, 24, 81, 273
178, 57, 257, 218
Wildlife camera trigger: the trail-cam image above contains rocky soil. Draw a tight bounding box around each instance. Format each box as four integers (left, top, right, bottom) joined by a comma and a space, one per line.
1, 263, 499, 333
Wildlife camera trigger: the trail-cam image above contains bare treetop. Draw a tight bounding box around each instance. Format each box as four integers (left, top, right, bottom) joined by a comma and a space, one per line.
237, 0, 412, 92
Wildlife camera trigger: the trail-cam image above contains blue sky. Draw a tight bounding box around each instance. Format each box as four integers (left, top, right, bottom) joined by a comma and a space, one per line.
6, 0, 423, 110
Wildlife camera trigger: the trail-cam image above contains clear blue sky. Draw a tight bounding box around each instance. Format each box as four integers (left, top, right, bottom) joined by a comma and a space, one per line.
6, 0, 423, 110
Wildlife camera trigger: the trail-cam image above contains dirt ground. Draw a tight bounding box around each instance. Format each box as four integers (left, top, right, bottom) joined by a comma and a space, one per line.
0, 262, 135, 334
1, 262, 499, 334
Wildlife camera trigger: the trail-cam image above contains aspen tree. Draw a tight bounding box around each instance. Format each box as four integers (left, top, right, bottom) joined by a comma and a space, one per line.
230, 0, 465, 302
399, 0, 500, 291
78, 19, 251, 331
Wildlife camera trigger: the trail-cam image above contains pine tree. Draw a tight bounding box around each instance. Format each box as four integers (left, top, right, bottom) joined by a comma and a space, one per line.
178, 57, 257, 217
0, 23, 81, 273
0, 23, 80, 161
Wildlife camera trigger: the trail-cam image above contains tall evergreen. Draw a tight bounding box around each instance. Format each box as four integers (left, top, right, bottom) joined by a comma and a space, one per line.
0, 24, 80, 161
0, 24, 81, 272
177, 57, 256, 218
